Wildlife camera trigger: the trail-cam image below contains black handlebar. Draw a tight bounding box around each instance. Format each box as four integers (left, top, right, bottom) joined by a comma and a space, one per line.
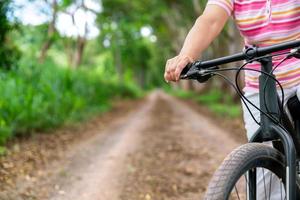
180, 39, 300, 81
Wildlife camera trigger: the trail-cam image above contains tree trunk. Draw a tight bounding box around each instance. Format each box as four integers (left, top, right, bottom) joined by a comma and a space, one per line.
72, 36, 86, 68
63, 39, 74, 67
72, 17, 88, 68
138, 67, 146, 89
114, 46, 123, 82
162, 3, 191, 53
38, 0, 57, 63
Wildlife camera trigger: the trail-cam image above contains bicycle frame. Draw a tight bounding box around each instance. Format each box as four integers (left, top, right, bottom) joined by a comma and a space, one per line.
248, 56, 297, 200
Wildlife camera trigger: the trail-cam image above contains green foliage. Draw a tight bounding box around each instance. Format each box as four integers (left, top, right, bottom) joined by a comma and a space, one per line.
169, 89, 241, 118
61, 0, 73, 8
195, 90, 223, 104
0, 0, 10, 42
98, 0, 175, 88
207, 103, 241, 119
167, 89, 195, 99
195, 90, 241, 118
1, 0, 236, 146
0, 0, 20, 69
0, 62, 141, 144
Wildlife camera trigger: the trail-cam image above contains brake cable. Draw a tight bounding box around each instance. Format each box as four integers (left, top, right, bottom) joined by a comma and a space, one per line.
202, 53, 289, 126
183, 50, 299, 128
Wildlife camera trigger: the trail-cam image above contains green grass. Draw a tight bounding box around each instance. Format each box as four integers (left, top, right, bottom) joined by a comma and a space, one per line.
0, 63, 141, 146
168, 88, 241, 118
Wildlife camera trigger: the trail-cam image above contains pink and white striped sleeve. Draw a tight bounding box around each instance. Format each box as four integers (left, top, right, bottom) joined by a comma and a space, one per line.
206, 0, 234, 16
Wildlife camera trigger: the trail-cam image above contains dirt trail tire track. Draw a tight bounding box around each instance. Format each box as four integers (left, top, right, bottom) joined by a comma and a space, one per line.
49, 91, 241, 200
48, 93, 158, 200
120, 92, 241, 200
1, 91, 243, 200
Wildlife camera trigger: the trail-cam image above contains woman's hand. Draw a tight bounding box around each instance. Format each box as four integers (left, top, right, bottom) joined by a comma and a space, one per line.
163, 5, 229, 83
164, 54, 194, 83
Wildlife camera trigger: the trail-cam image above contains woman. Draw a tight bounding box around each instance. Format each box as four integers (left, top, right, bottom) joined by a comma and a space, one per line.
164, 0, 300, 199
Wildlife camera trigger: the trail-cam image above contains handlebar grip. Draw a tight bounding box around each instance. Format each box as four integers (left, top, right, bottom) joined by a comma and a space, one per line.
180, 63, 193, 79
180, 61, 202, 80
179, 61, 218, 83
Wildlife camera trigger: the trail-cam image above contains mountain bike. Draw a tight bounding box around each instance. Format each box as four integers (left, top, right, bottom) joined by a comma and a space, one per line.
180, 40, 300, 200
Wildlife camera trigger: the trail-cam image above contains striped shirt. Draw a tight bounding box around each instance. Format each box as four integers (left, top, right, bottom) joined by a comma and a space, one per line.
207, 0, 300, 92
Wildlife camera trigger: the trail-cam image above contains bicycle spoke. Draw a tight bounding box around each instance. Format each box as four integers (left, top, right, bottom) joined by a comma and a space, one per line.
262, 168, 267, 200
280, 178, 287, 200
234, 185, 241, 200
280, 178, 283, 200
268, 172, 273, 200
229, 169, 287, 200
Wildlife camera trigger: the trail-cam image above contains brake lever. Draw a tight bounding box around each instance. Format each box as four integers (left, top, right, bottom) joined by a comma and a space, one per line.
180, 61, 218, 83
180, 61, 202, 79
181, 64, 201, 79
180, 63, 193, 79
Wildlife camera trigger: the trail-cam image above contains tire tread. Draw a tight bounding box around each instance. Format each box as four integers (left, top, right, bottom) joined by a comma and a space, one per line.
204, 143, 284, 200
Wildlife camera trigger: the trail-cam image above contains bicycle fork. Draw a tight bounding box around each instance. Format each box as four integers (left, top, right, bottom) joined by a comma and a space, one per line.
248, 57, 297, 200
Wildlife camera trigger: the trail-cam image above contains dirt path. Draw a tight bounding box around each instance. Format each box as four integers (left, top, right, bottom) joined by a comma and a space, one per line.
120, 92, 242, 200
48, 93, 156, 200
0, 91, 245, 200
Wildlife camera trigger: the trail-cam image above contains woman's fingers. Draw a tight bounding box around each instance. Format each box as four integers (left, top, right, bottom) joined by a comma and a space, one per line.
164, 60, 170, 82
164, 55, 193, 83
175, 56, 192, 81
165, 57, 177, 82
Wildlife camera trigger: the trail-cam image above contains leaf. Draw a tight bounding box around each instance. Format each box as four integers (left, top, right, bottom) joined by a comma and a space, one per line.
61, 0, 73, 8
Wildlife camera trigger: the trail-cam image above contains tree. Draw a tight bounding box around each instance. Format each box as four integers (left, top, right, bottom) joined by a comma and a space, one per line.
38, 0, 58, 63
98, 0, 173, 85
0, 0, 20, 69
60, 0, 100, 68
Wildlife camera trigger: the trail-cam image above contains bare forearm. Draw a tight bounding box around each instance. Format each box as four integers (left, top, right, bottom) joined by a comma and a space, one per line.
180, 7, 229, 60
164, 5, 229, 82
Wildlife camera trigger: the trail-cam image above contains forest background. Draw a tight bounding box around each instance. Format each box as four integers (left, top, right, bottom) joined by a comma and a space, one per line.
0, 0, 243, 149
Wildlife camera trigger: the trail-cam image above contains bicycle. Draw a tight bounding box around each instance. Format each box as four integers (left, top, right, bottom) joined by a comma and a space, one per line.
180, 40, 300, 200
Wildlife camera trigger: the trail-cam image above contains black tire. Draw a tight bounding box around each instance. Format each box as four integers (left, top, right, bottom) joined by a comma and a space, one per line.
204, 143, 287, 200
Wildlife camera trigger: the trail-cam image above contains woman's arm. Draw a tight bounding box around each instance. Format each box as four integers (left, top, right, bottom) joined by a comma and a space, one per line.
164, 5, 230, 82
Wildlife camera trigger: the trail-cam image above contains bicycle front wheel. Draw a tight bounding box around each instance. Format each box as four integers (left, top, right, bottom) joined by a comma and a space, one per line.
204, 143, 292, 200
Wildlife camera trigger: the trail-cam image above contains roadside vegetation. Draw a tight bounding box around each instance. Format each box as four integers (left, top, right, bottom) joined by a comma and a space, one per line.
168, 88, 242, 118
0, 0, 242, 150
0, 62, 141, 146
